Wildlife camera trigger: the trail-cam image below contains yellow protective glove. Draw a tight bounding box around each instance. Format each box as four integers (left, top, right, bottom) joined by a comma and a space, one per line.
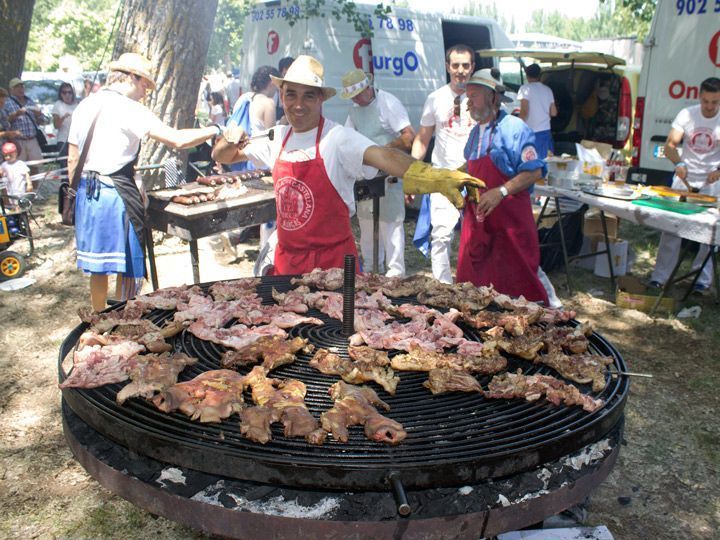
402, 161, 486, 208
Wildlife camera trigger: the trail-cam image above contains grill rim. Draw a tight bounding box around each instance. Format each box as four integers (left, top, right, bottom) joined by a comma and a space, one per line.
58, 277, 629, 490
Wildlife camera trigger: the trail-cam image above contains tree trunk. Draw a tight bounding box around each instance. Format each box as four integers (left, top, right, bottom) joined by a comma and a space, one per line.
113, 0, 218, 186
0, 0, 36, 84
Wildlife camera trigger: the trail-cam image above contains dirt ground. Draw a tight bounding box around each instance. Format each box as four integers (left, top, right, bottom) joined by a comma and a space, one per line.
1, 188, 718, 539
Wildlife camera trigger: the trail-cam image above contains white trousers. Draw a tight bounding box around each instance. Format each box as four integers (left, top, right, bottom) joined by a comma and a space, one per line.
429, 192, 460, 283
358, 217, 405, 277
651, 233, 714, 288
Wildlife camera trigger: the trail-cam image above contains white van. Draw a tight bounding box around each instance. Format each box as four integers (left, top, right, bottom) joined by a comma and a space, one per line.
628, 0, 720, 185
239, 2, 514, 126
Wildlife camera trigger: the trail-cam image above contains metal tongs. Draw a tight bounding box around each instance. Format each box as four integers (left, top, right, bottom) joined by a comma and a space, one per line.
224, 127, 275, 145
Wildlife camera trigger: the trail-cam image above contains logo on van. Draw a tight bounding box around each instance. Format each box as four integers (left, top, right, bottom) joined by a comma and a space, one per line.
267, 31, 279, 55
710, 31, 720, 67
352, 38, 419, 77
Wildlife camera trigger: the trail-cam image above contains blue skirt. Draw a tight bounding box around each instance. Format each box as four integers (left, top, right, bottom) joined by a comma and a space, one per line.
75, 176, 145, 277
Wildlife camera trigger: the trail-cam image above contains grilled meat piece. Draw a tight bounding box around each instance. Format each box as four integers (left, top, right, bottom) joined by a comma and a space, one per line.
542, 323, 593, 355
290, 267, 344, 290
461, 310, 536, 336
221, 335, 313, 371
486, 369, 604, 413
187, 321, 286, 350
537, 351, 612, 392
152, 369, 247, 423
423, 368, 483, 394
391, 343, 507, 374
59, 340, 146, 389
116, 352, 197, 405
128, 284, 204, 311
496, 327, 545, 361
209, 278, 260, 301
309, 348, 399, 395
78, 303, 151, 333
233, 305, 324, 328
272, 285, 311, 313
240, 406, 276, 444
417, 281, 496, 312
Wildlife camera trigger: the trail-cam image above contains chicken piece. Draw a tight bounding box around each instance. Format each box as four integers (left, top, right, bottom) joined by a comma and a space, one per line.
271, 285, 310, 313
290, 267, 344, 290
221, 336, 313, 372
240, 406, 277, 444
209, 278, 261, 301
59, 340, 146, 389
116, 352, 197, 405
496, 327, 545, 361
152, 369, 247, 423
537, 351, 613, 392
423, 368, 483, 394
390, 344, 507, 374
309, 348, 399, 395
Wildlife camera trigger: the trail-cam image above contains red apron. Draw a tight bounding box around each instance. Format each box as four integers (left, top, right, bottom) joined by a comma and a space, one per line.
270, 117, 359, 275
456, 126, 549, 304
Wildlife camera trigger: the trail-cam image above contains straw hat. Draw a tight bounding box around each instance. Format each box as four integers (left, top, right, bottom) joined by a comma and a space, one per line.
8, 78, 23, 89
108, 52, 157, 90
340, 69, 373, 99
270, 55, 336, 99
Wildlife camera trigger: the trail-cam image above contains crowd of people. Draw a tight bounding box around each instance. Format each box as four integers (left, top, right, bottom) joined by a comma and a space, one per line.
2, 46, 717, 312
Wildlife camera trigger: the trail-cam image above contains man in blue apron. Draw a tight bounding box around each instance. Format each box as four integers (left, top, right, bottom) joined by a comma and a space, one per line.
341, 69, 415, 277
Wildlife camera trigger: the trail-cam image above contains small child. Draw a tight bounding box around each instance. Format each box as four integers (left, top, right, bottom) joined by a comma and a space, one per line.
0, 141, 30, 209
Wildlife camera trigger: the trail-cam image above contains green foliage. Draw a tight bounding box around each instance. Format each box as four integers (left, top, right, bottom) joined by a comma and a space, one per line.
207, 0, 250, 71
285, 0, 392, 38
26, 0, 116, 72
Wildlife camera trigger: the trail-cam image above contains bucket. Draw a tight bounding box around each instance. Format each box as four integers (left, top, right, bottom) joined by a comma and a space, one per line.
594, 239, 628, 278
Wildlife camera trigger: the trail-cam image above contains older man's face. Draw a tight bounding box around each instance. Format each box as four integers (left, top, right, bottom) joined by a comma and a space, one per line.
351, 85, 375, 107
281, 82, 324, 133
466, 85, 495, 123
10, 83, 24, 98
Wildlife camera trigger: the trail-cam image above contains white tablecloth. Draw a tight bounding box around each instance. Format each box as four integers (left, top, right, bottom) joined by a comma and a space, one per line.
535, 185, 720, 246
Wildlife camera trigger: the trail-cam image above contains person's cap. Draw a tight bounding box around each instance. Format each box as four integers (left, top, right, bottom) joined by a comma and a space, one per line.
270, 55, 336, 99
340, 69, 373, 99
467, 69, 506, 93
108, 52, 156, 90
8, 78, 23, 89
2, 141, 18, 155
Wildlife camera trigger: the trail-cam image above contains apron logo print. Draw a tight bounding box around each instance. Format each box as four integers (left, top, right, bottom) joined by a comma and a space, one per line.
276, 176, 315, 231
521, 145, 538, 162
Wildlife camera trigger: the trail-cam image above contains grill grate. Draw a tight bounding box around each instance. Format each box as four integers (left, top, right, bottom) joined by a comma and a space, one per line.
59, 276, 628, 490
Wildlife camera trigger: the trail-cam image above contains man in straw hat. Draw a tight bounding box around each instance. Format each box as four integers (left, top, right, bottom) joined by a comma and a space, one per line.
213, 55, 484, 275
456, 69, 549, 304
410, 44, 476, 284
68, 52, 224, 311
340, 68, 415, 277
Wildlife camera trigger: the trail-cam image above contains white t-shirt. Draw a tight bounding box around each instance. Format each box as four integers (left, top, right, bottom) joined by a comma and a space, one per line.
210, 104, 226, 125
244, 119, 378, 216
672, 104, 720, 185
1, 160, 30, 197
51, 100, 78, 143
68, 89, 163, 175
345, 89, 411, 135
518, 81, 555, 132
419, 84, 475, 169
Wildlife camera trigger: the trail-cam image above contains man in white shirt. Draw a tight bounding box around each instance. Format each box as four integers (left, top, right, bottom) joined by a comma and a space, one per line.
650, 77, 720, 293
411, 44, 476, 283
518, 63, 557, 159
212, 55, 484, 276
341, 69, 415, 277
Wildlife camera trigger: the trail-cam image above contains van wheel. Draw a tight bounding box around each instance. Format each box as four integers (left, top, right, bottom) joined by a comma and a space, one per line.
0, 251, 26, 281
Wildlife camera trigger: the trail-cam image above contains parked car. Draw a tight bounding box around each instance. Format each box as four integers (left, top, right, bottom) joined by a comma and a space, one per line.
480, 50, 636, 155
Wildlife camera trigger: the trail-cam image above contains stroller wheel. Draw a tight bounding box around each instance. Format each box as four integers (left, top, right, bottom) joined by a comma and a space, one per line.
0, 251, 26, 281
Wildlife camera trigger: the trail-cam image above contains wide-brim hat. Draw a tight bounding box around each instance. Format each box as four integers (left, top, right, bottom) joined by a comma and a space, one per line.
467, 69, 506, 94
108, 52, 157, 90
340, 69, 373, 99
270, 55, 336, 99
8, 78, 23, 89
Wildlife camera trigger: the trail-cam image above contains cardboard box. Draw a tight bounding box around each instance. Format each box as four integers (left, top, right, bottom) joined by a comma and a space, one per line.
584, 210, 619, 239
615, 276, 675, 314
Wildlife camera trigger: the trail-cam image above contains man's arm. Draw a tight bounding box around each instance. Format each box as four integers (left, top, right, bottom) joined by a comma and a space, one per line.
148, 123, 218, 150
519, 99, 529, 122
363, 146, 415, 177
474, 168, 541, 219
664, 127, 689, 182
67, 143, 79, 183
211, 126, 252, 164
387, 125, 416, 152
411, 125, 434, 160
549, 102, 558, 118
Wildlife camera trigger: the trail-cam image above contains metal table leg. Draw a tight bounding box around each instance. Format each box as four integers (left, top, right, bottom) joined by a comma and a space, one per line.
553, 197, 573, 294
599, 211, 616, 291
189, 239, 200, 284
372, 196, 380, 274
145, 229, 159, 291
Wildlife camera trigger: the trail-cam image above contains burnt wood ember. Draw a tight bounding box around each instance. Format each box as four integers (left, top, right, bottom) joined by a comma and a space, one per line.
59, 275, 629, 491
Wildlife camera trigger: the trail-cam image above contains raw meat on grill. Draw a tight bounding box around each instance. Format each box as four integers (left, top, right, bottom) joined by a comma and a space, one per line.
309, 348, 399, 395
129, 284, 204, 311
59, 340, 146, 389
233, 304, 324, 328
486, 369, 605, 413
357, 273, 434, 298
290, 267, 344, 290
390, 343, 507, 374
78, 304, 152, 333
116, 352, 197, 405
461, 310, 537, 336
321, 381, 406, 445
537, 351, 613, 392
492, 293, 576, 324
241, 366, 325, 444
221, 335, 313, 371
152, 369, 247, 423
417, 281, 496, 312
187, 321, 287, 350
209, 278, 261, 301
272, 286, 311, 313
423, 368, 483, 394
175, 295, 262, 328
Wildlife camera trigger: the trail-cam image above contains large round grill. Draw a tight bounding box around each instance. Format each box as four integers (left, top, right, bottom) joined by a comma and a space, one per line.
59, 276, 628, 490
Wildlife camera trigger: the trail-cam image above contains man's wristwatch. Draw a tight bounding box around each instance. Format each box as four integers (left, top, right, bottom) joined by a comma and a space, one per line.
499, 185, 509, 199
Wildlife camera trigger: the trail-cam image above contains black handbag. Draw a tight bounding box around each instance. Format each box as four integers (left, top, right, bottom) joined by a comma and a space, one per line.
58, 111, 101, 226
35, 127, 48, 148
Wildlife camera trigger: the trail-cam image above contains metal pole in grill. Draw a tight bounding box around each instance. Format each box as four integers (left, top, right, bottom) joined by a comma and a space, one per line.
342, 255, 356, 337
389, 472, 412, 516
